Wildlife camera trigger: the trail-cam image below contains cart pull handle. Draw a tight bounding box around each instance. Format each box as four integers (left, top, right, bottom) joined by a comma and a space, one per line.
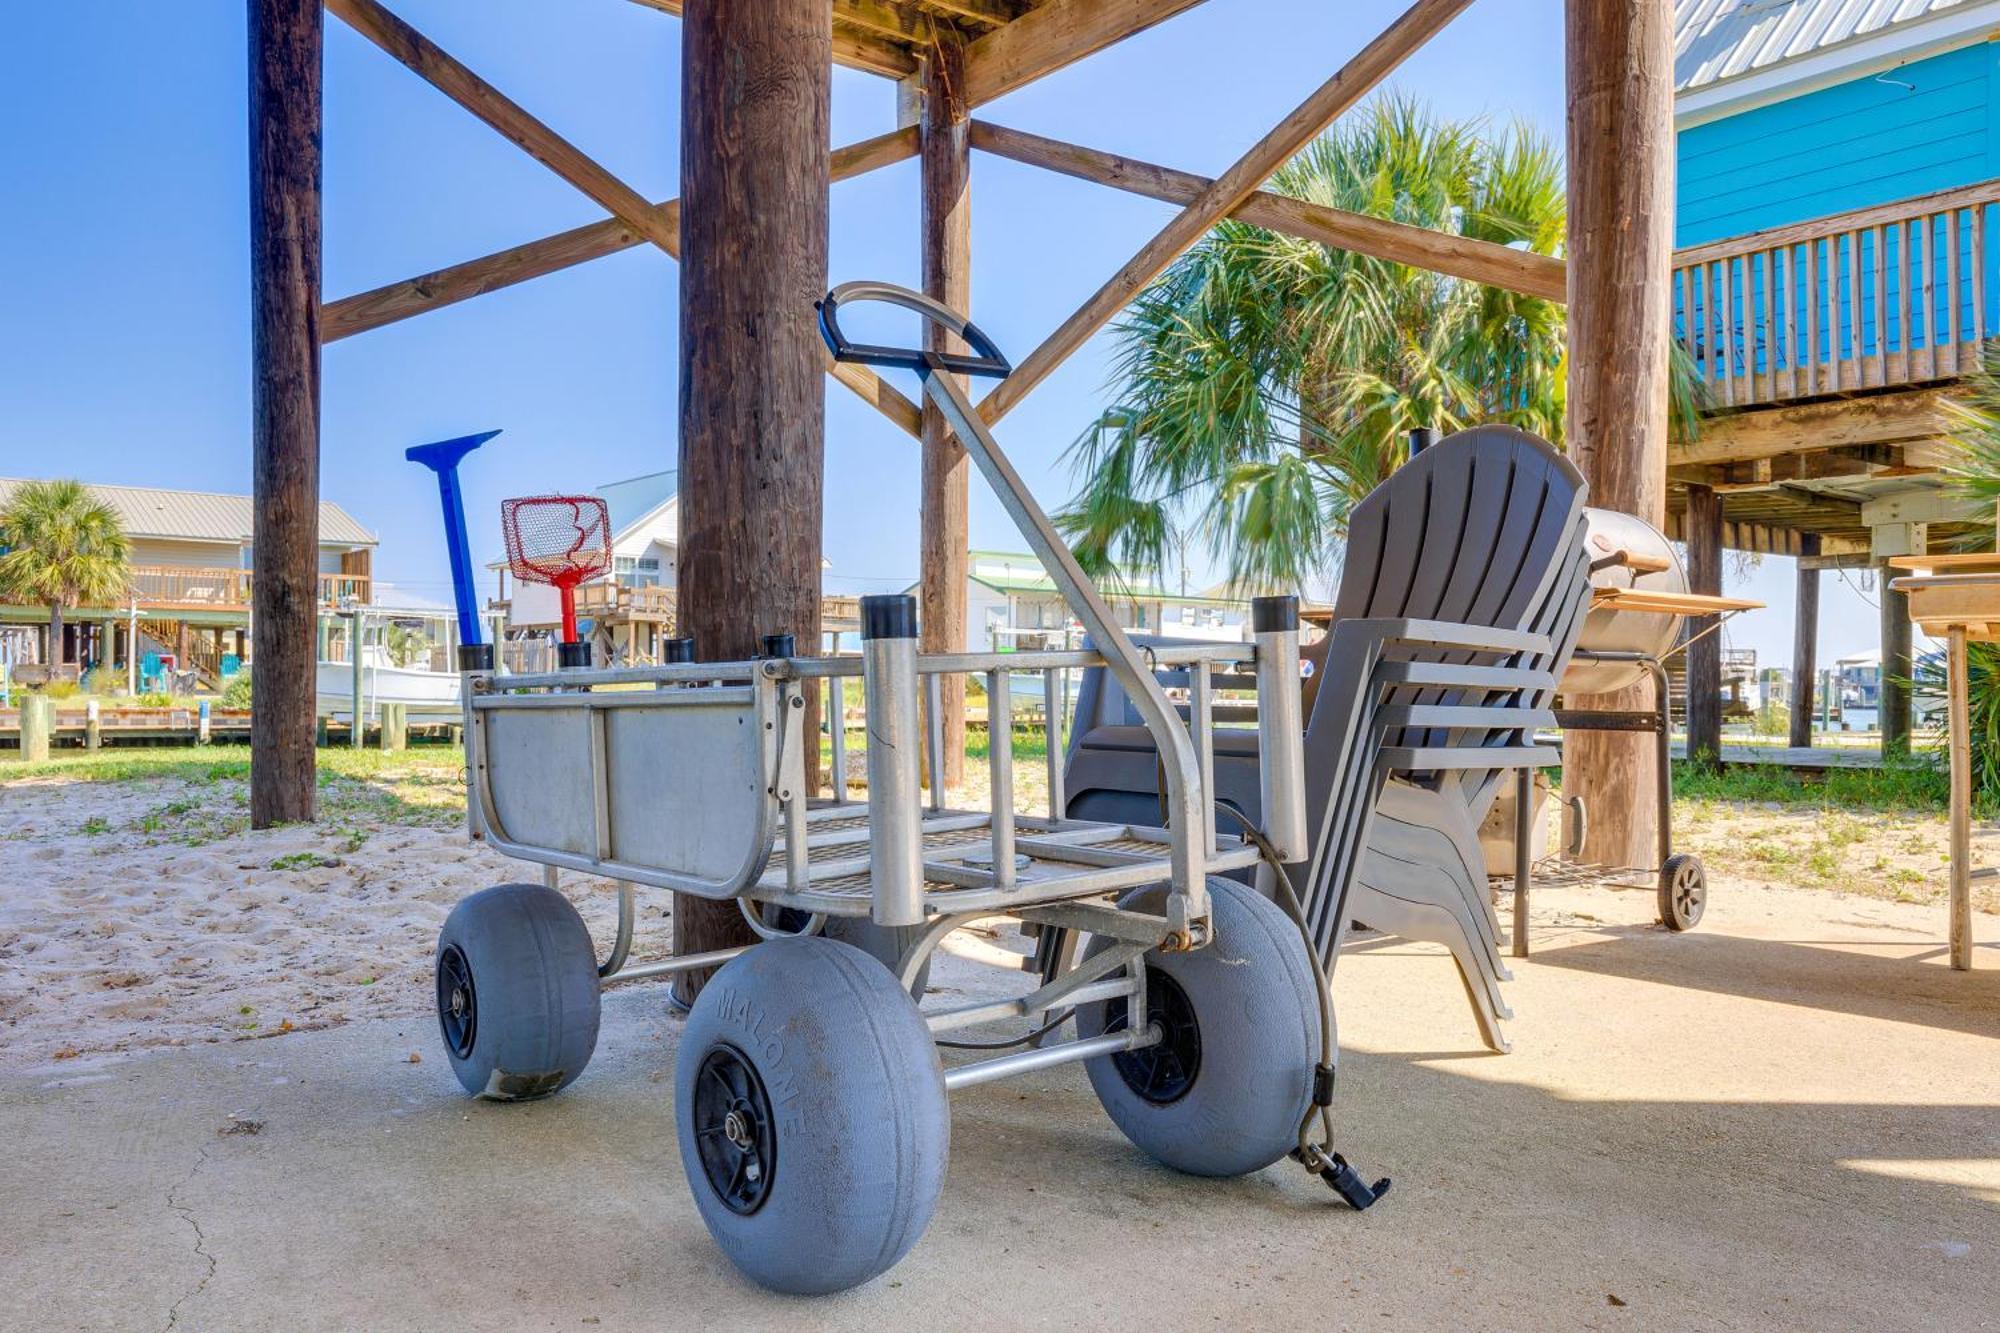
817, 281, 1012, 379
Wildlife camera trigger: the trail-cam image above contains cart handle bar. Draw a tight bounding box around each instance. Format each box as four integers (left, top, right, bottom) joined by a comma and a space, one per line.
817, 281, 1012, 379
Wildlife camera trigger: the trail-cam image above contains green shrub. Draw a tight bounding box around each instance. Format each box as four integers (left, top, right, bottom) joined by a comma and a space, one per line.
1913, 645, 2000, 812
41, 679, 81, 700
220, 669, 253, 711
135, 691, 173, 709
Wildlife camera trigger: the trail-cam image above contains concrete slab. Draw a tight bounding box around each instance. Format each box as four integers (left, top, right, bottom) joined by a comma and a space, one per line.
4, 883, 1997, 1332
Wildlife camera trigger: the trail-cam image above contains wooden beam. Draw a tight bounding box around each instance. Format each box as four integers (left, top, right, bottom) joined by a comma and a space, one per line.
921, 29, 972, 789
963, 0, 1215, 106
978, 0, 1475, 424
324, 205, 676, 341
327, 0, 920, 434
324, 128, 915, 341
830, 15, 925, 75
916, 0, 1023, 28
837, 0, 940, 43
625, 0, 918, 78
249, 0, 323, 827
1676, 389, 1949, 466
969, 120, 1567, 302
327, 0, 680, 255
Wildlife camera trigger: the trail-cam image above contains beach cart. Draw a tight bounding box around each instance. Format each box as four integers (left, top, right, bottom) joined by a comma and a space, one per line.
428, 283, 1560, 1293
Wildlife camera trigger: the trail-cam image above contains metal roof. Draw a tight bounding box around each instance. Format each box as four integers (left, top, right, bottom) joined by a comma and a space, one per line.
1675, 0, 1985, 93
594, 469, 678, 542
0, 477, 376, 547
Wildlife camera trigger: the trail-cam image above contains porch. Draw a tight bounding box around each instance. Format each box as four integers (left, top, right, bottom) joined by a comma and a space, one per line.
0, 567, 372, 688
1667, 181, 2000, 760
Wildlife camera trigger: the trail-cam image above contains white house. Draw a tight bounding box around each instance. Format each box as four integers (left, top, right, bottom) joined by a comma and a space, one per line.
494, 469, 679, 630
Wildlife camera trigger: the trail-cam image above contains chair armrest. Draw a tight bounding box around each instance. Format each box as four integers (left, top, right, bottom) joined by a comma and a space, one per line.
1378, 744, 1561, 773
1339, 617, 1553, 658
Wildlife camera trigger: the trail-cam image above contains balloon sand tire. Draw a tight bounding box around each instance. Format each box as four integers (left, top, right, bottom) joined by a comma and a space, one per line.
1075, 877, 1320, 1178
435, 883, 601, 1101
675, 936, 948, 1295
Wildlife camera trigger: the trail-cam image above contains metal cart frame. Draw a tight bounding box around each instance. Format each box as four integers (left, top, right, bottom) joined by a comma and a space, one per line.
458, 279, 1312, 1095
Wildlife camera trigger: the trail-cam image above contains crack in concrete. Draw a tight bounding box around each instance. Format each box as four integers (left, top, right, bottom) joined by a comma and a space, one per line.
163, 1148, 215, 1331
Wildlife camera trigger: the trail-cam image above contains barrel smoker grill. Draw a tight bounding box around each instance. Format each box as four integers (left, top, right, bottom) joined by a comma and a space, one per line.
1491, 506, 1755, 942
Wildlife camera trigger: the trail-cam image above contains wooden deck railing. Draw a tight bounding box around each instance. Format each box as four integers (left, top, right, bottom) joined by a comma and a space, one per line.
1673, 179, 2000, 410
126, 565, 372, 609
572, 582, 675, 618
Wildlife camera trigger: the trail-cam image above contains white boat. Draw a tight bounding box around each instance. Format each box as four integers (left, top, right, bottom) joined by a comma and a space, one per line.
316, 606, 465, 724
316, 649, 462, 723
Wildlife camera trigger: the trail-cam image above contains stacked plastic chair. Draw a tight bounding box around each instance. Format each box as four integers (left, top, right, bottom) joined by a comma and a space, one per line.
1063, 425, 1593, 1051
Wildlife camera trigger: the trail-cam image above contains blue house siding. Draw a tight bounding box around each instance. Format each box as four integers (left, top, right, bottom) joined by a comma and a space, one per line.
1677, 42, 2000, 247
1676, 41, 2000, 391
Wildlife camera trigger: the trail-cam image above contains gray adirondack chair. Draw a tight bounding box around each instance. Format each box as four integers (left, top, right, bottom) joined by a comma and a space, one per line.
1063, 425, 1592, 1051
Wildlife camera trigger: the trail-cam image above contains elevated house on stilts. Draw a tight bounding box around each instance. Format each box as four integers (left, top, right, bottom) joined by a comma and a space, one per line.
1670, 0, 2000, 758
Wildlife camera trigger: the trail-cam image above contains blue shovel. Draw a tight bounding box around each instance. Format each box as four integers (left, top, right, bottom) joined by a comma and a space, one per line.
406, 429, 500, 670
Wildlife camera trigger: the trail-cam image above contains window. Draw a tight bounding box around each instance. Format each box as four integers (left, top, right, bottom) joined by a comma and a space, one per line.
614, 555, 662, 589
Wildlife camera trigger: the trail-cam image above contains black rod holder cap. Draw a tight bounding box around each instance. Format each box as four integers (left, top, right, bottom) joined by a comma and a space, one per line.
861, 593, 918, 641
457, 644, 495, 672
662, 636, 696, 664
1407, 426, 1440, 455
557, 641, 592, 670
760, 633, 796, 659
1252, 595, 1299, 633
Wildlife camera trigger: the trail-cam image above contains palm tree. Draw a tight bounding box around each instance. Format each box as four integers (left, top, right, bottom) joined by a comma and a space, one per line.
1058, 97, 1700, 593
0, 479, 131, 665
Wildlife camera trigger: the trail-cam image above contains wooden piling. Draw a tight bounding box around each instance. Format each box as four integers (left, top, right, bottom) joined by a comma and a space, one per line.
1790, 535, 1820, 748
1684, 484, 1723, 766
380, 701, 407, 752
920, 28, 971, 790
248, 0, 324, 826
671, 0, 831, 1000
21, 697, 53, 763
1562, 0, 1675, 870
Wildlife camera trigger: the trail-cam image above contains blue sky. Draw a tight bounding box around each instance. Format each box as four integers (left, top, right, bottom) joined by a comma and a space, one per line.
0, 0, 1890, 668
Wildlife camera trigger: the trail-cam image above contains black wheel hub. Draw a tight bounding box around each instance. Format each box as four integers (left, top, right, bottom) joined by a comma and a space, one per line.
436, 944, 478, 1060
691, 1045, 777, 1215
1104, 967, 1201, 1105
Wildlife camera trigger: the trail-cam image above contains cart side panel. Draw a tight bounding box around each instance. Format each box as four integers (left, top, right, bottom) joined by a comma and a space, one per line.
483, 707, 599, 856
604, 703, 769, 881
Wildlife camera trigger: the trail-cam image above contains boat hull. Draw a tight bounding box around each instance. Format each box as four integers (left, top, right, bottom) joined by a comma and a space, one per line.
316, 660, 461, 722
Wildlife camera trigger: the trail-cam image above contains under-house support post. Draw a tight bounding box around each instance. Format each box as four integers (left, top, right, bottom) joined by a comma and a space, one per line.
1562, 0, 1674, 870
248, 0, 323, 827
920, 29, 972, 790
1948, 625, 1972, 970
1791, 534, 1820, 749
1684, 483, 1723, 767
671, 0, 831, 1001
1879, 564, 1913, 756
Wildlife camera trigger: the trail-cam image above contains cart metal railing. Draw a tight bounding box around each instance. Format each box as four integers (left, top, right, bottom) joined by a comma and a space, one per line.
464, 636, 1302, 928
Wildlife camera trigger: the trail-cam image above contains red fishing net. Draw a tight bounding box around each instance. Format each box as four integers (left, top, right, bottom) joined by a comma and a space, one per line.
501, 495, 612, 642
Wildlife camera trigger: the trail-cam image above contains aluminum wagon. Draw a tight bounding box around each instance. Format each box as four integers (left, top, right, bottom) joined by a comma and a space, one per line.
429, 284, 1557, 1293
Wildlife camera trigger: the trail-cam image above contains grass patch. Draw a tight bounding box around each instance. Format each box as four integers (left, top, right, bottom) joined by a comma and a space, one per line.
3, 745, 466, 839
1670, 760, 1952, 813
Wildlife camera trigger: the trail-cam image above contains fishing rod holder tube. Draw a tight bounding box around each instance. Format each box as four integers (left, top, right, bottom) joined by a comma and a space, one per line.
862, 596, 928, 928
1252, 595, 1307, 860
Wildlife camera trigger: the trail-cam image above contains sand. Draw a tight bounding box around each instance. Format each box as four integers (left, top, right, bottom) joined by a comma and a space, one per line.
2, 753, 1993, 1072
0, 763, 643, 1069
